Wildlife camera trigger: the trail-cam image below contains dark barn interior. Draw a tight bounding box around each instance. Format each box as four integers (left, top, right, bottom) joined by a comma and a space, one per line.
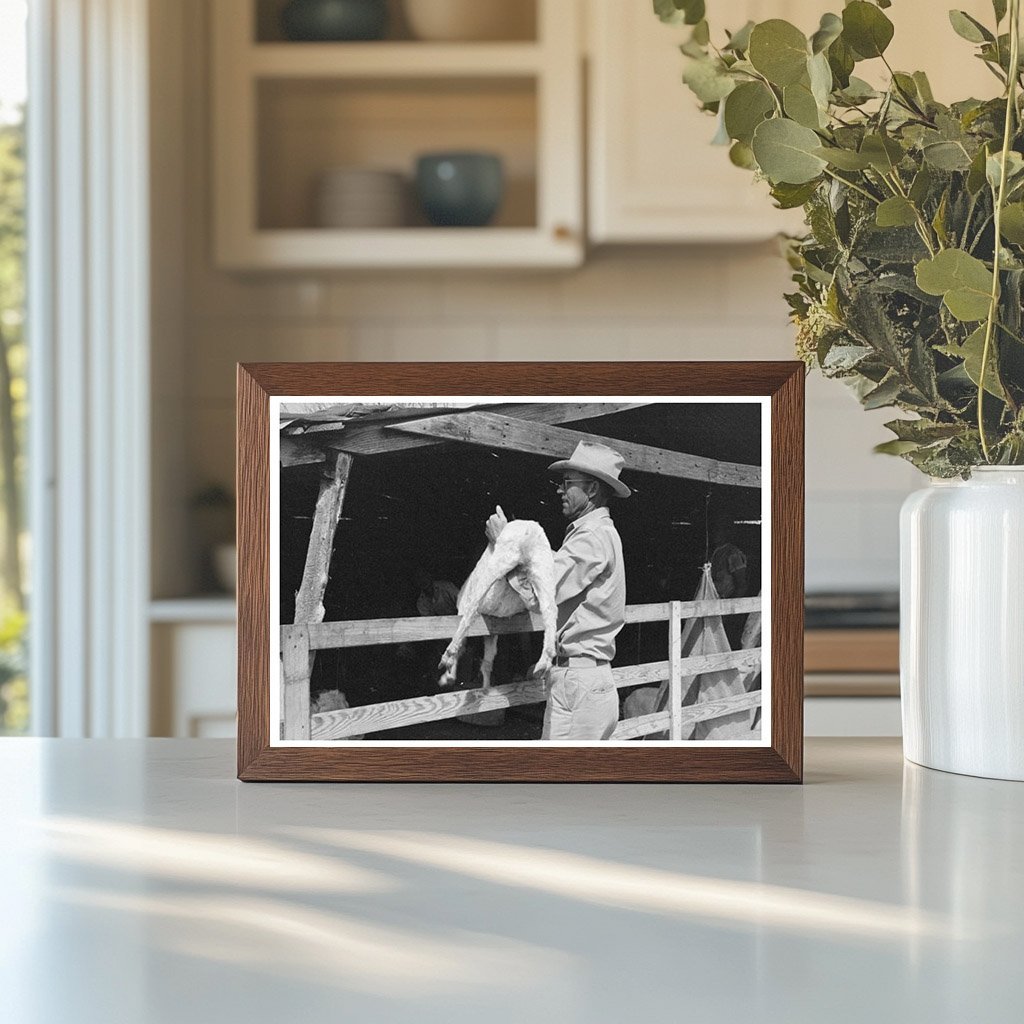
279, 402, 762, 738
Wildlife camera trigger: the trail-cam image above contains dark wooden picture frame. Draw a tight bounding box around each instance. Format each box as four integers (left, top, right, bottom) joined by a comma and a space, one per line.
237, 362, 804, 782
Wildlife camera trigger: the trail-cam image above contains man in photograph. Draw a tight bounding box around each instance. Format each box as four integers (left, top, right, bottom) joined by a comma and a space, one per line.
486, 440, 630, 740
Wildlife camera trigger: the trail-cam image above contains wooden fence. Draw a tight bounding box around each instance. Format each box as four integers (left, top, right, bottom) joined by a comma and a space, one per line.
281, 596, 762, 741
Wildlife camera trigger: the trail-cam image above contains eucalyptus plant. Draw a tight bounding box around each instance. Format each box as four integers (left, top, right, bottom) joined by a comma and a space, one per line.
657, 0, 1024, 475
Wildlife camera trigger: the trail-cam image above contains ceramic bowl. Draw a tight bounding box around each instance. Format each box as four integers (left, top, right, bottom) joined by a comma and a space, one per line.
281, 0, 388, 42
414, 152, 504, 227
316, 168, 407, 228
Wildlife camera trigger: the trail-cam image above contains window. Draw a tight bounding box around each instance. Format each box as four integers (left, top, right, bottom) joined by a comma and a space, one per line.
0, 0, 28, 734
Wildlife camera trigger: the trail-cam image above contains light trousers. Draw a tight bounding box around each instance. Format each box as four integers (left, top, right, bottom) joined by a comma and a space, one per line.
542, 664, 619, 740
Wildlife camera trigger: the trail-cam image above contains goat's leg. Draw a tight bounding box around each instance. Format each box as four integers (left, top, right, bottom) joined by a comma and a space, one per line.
438, 544, 522, 687
479, 635, 498, 692
528, 560, 558, 679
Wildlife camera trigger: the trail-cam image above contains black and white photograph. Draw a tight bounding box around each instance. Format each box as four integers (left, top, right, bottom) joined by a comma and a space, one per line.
271, 396, 769, 746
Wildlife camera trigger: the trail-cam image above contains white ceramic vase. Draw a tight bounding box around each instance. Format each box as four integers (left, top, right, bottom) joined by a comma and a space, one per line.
900, 467, 1024, 780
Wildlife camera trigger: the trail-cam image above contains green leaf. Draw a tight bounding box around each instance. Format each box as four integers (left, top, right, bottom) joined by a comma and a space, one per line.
770, 180, 820, 209
891, 72, 922, 110
1000, 203, 1024, 245
884, 418, 963, 443
751, 118, 828, 184
784, 81, 824, 129
814, 146, 872, 170
874, 439, 922, 455
842, 1, 895, 59
808, 51, 833, 109
682, 57, 736, 104
876, 197, 918, 228
723, 81, 775, 144
909, 164, 933, 205
923, 140, 972, 171
691, 19, 710, 45
993, 0, 1008, 24
729, 140, 757, 169
810, 12, 843, 54
986, 150, 1024, 191
940, 325, 1006, 398
748, 20, 809, 87
913, 71, 935, 104
724, 20, 755, 53
837, 76, 879, 104
948, 10, 994, 44
653, 0, 705, 26
967, 144, 991, 194
915, 249, 994, 321
862, 374, 903, 409
932, 190, 950, 246
860, 133, 904, 173
828, 37, 855, 89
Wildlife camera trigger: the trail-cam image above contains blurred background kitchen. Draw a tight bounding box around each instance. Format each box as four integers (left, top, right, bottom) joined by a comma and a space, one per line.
0, 0, 997, 740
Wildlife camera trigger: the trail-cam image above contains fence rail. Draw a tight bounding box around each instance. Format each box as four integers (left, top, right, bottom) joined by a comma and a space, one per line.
303, 597, 762, 651
285, 597, 762, 742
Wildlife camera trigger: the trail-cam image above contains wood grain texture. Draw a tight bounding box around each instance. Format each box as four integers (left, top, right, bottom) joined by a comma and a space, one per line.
237, 365, 271, 778
613, 691, 764, 741
304, 598, 761, 650
770, 363, 804, 782
390, 411, 761, 486
668, 601, 683, 740
236, 361, 804, 783
804, 629, 899, 673
308, 652, 760, 739
293, 452, 352, 624
310, 658, 677, 740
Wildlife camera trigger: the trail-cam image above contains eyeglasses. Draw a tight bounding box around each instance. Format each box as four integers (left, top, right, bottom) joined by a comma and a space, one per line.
555, 477, 590, 492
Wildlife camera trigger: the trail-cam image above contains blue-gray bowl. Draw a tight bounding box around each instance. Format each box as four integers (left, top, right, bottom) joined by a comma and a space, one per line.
415, 152, 504, 228
281, 0, 388, 42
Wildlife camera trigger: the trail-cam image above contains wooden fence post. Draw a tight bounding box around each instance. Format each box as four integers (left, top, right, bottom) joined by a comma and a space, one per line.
668, 600, 683, 740
286, 451, 353, 739
282, 625, 311, 740
295, 451, 353, 625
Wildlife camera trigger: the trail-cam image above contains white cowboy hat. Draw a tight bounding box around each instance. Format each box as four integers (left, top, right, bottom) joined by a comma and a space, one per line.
548, 440, 631, 499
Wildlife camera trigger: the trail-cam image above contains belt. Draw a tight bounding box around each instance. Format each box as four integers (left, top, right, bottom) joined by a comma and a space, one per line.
553, 656, 610, 668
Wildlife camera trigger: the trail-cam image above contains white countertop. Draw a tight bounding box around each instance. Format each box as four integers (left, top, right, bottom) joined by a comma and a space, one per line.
1, 738, 1020, 1023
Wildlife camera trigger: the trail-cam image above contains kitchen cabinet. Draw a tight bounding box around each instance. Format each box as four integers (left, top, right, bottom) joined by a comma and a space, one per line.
586, 0, 999, 244
587, 0, 812, 243
211, 0, 583, 269
150, 601, 237, 738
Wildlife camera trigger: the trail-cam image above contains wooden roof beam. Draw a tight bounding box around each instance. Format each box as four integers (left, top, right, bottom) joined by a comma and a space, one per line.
389, 411, 761, 488
280, 401, 648, 465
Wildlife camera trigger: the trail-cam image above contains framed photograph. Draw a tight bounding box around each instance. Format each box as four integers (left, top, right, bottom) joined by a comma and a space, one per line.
237, 362, 803, 782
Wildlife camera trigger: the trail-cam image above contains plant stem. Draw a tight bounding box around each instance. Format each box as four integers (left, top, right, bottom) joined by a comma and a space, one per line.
822, 167, 880, 205
979, 0, 1021, 462
884, 171, 939, 255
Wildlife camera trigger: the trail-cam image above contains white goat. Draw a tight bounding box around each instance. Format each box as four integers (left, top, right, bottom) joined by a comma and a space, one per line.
438, 509, 557, 692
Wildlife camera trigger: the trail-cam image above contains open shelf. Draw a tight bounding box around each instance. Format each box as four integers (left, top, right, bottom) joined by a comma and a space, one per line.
249, 42, 544, 77
254, 0, 538, 44
256, 77, 537, 232
212, 0, 581, 268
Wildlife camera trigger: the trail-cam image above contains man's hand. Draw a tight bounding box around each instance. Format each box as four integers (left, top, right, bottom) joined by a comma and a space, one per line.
485, 505, 508, 544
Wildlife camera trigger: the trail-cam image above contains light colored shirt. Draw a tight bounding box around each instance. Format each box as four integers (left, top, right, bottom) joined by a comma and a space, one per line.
552, 506, 625, 661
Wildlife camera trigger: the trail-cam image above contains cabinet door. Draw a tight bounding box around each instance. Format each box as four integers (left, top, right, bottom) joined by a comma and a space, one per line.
588, 0, 995, 244
588, 0, 814, 243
